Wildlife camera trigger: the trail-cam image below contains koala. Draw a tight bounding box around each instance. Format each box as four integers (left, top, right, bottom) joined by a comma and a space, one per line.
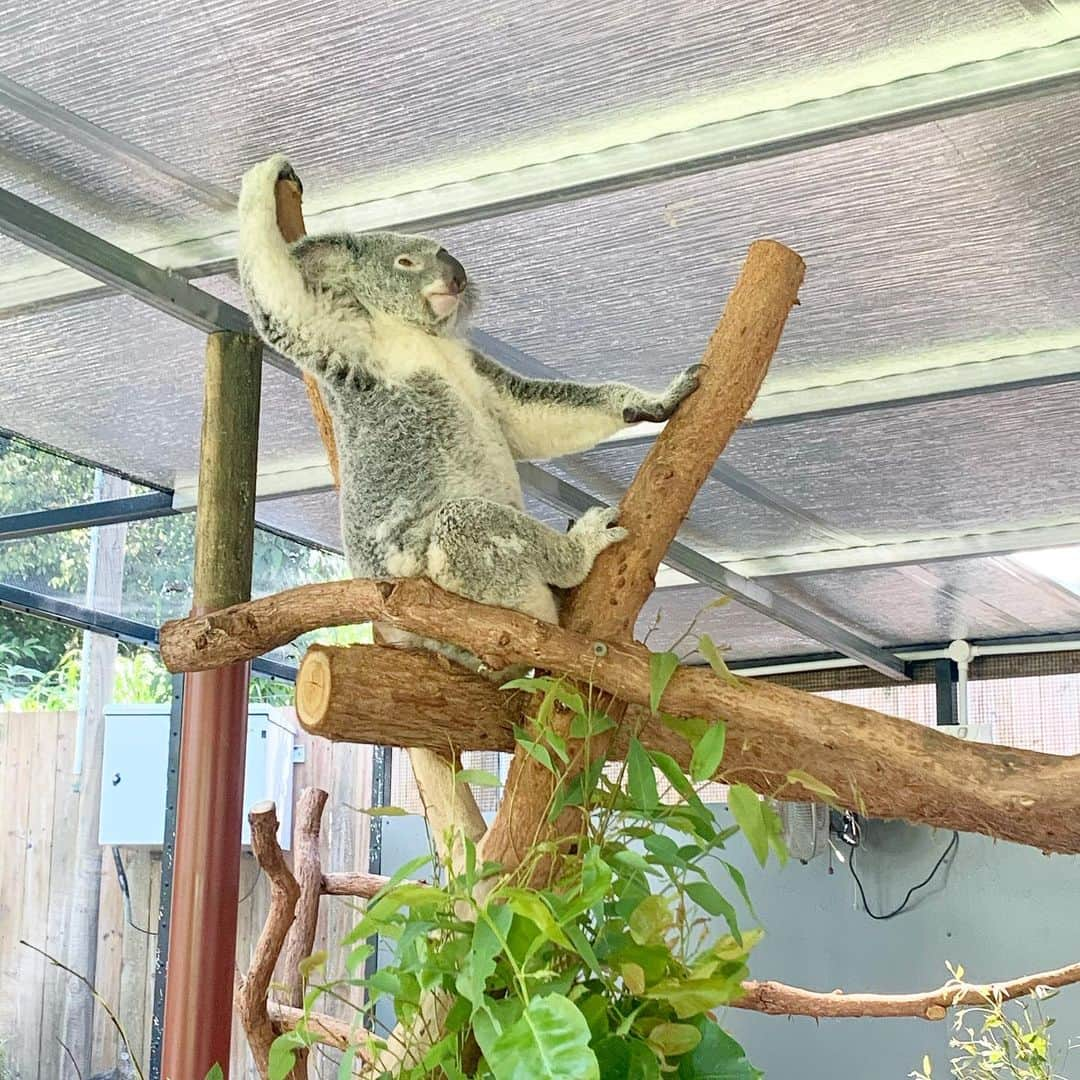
237, 154, 700, 674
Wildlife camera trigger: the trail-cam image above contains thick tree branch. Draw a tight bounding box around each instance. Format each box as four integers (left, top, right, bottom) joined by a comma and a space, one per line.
481, 240, 805, 879
276, 788, 328, 1079
274, 176, 339, 485
730, 961, 1080, 1020
160, 584, 1080, 854
239, 802, 301, 1079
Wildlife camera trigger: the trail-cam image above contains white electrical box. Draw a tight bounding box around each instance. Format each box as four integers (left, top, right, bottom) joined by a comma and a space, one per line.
99, 704, 295, 849
938, 722, 995, 744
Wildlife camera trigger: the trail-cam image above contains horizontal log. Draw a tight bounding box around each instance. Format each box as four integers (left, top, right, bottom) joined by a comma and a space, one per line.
321, 871, 394, 898
161, 579, 1080, 854
731, 959, 1080, 1020
300, 641, 1079, 856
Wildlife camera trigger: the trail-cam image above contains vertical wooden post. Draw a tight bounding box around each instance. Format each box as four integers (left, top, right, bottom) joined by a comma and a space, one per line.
162, 331, 262, 1079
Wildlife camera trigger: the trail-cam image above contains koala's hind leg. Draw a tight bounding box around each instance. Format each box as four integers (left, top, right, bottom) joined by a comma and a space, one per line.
424, 497, 628, 681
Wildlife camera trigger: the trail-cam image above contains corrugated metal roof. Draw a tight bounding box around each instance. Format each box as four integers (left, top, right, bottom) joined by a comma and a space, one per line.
2, 0, 1079, 660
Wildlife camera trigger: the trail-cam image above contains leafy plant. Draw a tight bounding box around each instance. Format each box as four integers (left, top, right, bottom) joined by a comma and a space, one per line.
273, 655, 785, 1078
912, 971, 1075, 1079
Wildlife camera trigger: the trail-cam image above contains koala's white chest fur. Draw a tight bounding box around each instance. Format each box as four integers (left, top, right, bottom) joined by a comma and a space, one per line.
359, 314, 524, 508
367, 313, 489, 406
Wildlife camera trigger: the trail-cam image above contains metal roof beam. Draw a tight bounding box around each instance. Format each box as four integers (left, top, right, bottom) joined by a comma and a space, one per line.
0, 74, 236, 211
0, 185, 249, 333
0, 491, 177, 540
697, 521, 1080, 578
518, 462, 909, 681
3, 35, 1080, 317
0, 582, 296, 682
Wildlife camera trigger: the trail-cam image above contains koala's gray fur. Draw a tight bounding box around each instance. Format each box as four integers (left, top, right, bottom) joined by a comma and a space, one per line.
237, 154, 699, 672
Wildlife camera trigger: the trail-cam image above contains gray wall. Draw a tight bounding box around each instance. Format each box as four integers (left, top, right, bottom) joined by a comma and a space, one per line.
380, 812, 1080, 1079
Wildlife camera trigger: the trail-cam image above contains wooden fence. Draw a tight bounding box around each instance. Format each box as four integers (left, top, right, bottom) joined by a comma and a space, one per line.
0, 709, 375, 1079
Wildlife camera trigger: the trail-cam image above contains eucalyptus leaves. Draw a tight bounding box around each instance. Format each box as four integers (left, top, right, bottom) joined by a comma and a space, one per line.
270, 656, 784, 1078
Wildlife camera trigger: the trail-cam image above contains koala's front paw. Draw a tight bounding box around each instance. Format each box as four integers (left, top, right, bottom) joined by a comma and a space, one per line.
622, 364, 703, 424
239, 153, 303, 208
571, 506, 629, 554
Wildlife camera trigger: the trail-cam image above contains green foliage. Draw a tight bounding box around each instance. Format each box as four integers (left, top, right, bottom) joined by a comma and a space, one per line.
913, 975, 1073, 1079
274, 668, 785, 1078
1, 436, 353, 710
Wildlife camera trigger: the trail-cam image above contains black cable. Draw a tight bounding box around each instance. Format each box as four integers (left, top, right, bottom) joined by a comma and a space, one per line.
111, 847, 262, 938
111, 846, 156, 936
848, 830, 959, 920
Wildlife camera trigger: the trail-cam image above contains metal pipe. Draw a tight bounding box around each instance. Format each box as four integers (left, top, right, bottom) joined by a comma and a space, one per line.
161, 332, 262, 1078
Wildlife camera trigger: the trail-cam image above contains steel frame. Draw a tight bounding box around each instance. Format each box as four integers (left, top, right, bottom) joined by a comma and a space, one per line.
0, 582, 297, 682
519, 463, 908, 680
4, 35, 1080, 318
0, 191, 907, 680
0, 73, 236, 212
0, 491, 176, 540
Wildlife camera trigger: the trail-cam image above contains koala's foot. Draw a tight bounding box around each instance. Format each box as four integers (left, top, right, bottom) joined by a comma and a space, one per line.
622, 363, 703, 423
570, 505, 629, 557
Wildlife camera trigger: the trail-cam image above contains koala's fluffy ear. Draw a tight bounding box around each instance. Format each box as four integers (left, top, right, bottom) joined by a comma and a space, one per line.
292, 235, 361, 292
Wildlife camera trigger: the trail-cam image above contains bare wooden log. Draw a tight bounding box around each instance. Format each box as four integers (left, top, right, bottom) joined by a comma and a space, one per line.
274, 175, 340, 486
275, 787, 328, 1079
731, 960, 1080, 1020
321, 871, 394, 898
238, 802, 301, 1079
267, 1002, 355, 1051
561, 240, 806, 639
482, 239, 805, 880
280, 627, 1080, 854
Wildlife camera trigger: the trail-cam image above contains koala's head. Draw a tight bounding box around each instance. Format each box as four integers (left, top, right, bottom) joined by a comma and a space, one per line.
296, 231, 475, 331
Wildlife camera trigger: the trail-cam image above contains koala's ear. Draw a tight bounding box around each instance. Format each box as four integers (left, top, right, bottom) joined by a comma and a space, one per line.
292, 237, 354, 289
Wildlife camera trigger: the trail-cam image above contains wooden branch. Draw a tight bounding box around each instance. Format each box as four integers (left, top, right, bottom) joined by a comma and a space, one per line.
274, 175, 340, 486
238, 802, 301, 1079
163, 581, 1080, 854
731, 960, 1080, 1020
561, 240, 806, 640
280, 625, 1080, 854
481, 240, 805, 880
268, 1002, 354, 1051
274, 788, 328, 1079
321, 871, 394, 898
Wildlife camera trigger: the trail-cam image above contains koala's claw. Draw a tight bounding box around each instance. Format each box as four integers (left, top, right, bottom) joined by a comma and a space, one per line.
276, 160, 303, 194
573, 505, 619, 532
622, 363, 702, 424
572, 506, 628, 549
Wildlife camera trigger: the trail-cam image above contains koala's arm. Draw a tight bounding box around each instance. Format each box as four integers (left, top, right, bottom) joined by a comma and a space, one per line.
470, 351, 700, 460
237, 154, 369, 386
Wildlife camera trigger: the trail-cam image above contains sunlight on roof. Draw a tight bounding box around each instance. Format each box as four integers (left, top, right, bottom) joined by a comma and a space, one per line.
1012, 547, 1080, 597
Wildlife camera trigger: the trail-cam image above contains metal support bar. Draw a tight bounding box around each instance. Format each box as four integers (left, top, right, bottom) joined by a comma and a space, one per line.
0, 491, 176, 540
6, 34, 1080, 320
365, 745, 394, 1031
0, 73, 236, 211
518, 462, 909, 681
148, 674, 184, 1080
0, 185, 252, 335
0, 582, 296, 681
934, 658, 960, 726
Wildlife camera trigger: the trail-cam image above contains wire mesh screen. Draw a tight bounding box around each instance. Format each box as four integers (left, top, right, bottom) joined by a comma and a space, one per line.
968, 673, 1080, 755
390, 749, 509, 815
385, 672, 1080, 820
816, 682, 938, 726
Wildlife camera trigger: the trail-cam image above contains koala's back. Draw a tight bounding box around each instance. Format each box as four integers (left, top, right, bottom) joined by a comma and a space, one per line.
326, 322, 522, 578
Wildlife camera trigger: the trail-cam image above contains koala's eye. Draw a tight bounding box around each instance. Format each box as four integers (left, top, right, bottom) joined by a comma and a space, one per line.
395, 255, 421, 271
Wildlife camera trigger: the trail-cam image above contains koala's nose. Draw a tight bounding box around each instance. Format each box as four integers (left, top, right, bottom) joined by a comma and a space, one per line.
436, 248, 467, 294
